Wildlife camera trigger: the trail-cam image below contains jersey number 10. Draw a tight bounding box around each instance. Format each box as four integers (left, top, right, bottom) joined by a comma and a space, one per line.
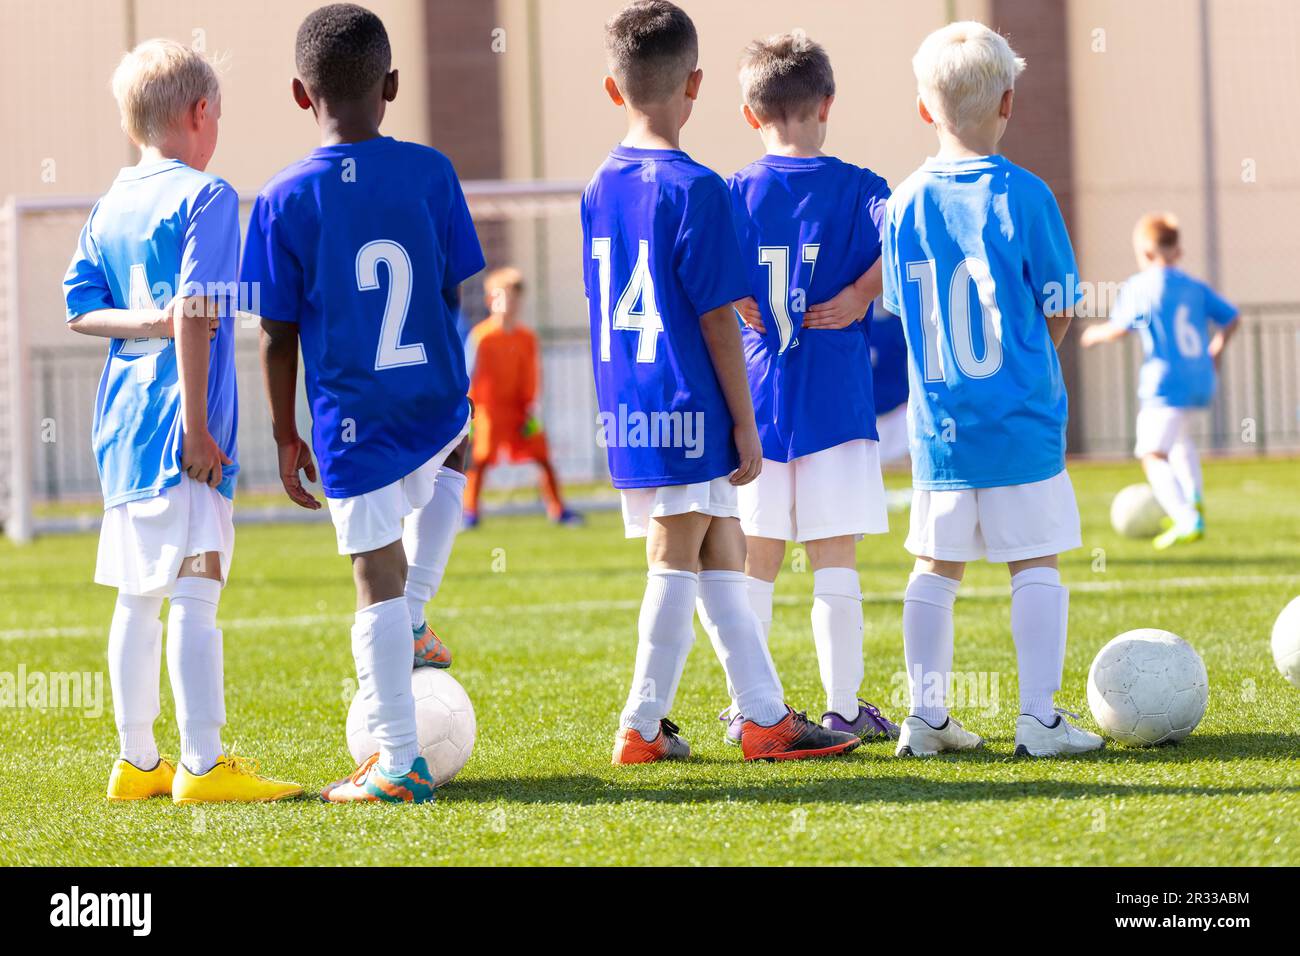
905, 257, 1005, 381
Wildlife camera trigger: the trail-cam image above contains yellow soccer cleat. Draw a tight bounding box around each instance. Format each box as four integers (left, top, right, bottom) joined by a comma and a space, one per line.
172, 754, 304, 805
106, 757, 176, 801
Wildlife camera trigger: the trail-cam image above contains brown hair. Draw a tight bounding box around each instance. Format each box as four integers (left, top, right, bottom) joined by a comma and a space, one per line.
739, 32, 835, 122
604, 1, 698, 105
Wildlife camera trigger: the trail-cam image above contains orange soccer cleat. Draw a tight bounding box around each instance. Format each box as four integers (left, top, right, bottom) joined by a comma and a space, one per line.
740, 708, 861, 762
611, 718, 691, 765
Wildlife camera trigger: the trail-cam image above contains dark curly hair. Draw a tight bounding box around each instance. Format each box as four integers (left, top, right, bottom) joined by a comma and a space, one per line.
295, 3, 391, 101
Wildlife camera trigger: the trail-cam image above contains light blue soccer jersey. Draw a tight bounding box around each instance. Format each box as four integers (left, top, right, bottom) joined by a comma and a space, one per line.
241, 137, 484, 499
728, 156, 890, 462
1108, 266, 1237, 408
881, 155, 1080, 490
63, 159, 240, 507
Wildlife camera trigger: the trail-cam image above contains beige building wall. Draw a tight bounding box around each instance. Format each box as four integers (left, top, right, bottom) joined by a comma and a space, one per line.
1067, 0, 1300, 300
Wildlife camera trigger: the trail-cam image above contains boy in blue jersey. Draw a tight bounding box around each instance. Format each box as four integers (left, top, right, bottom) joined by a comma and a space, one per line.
64, 39, 301, 803
584, 1, 860, 764
705, 33, 898, 745
242, 4, 483, 803
881, 22, 1104, 758
1082, 213, 1239, 549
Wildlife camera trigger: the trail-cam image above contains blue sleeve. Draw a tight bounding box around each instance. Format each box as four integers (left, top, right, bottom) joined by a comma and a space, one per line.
1108, 280, 1141, 330
880, 205, 902, 316
239, 194, 303, 324
63, 207, 114, 320
180, 182, 240, 312
442, 168, 485, 291
858, 172, 890, 265
1203, 283, 1238, 326
676, 181, 751, 315
1025, 187, 1081, 312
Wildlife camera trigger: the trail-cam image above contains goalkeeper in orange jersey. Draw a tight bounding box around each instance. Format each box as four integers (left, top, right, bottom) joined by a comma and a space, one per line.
463, 267, 583, 528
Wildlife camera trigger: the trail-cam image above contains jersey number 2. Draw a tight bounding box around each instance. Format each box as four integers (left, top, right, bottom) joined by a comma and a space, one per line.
357, 240, 427, 371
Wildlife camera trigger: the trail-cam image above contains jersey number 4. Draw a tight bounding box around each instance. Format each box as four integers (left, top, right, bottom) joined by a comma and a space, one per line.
906, 257, 1004, 381
357, 239, 427, 371
590, 238, 664, 364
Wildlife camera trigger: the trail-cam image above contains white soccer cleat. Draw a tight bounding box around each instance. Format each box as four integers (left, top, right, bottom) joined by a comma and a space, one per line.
894, 715, 983, 757
1013, 710, 1105, 757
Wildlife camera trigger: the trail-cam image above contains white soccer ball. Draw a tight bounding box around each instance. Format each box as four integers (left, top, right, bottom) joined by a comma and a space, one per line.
1087, 629, 1208, 746
1110, 483, 1167, 538
346, 668, 476, 786
1271, 597, 1300, 688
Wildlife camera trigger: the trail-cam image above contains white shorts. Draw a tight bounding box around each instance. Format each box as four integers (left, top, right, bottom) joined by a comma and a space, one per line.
875, 405, 910, 466
96, 477, 235, 597
326, 421, 469, 555
620, 476, 739, 539
1135, 406, 1201, 457
738, 439, 889, 542
905, 469, 1081, 563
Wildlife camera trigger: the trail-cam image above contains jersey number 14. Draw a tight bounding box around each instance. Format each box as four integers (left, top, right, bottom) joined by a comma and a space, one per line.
590, 238, 664, 364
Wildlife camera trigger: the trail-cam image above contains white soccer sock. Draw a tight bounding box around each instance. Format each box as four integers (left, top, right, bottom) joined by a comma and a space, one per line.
1010, 567, 1069, 724
1168, 438, 1203, 505
812, 567, 864, 720
353, 597, 419, 774
747, 576, 774, 639
108, 592, 165, 769
166, 577, 225, 775
698, 575, 776, 718
402, 467, 467, 630
902, 572, 960, 728
1145, 456, 1198, 527
622, 570, 698, 741
699, 570, 785, 727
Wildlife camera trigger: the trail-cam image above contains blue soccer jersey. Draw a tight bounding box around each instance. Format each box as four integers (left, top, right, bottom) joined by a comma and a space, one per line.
868, 308, 909, 416
240, 137, 484, 499
581, 146, 751, 488
63, 159, 240, 507
881, 155, 1080, 490
728, 155, 890, 462
1109, 266, 1237, 409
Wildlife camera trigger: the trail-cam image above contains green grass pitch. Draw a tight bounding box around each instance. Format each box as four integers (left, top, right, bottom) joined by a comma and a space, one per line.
1, 457, 1297, 866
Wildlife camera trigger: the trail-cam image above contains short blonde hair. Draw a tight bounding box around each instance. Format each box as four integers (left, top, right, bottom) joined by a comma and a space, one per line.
912, 21, 1024, 132
111, 39, 220, 147
1134, 212, 1180, 251
483, 266, 525, 294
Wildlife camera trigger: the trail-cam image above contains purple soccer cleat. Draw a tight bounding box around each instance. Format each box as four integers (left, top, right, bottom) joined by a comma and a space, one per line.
718, 708, 745, 747
821, 699, 900, 741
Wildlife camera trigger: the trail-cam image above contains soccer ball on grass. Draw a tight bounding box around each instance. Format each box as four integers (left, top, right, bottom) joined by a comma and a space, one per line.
1087, 629, 1208, 746
346, 667, 476, 786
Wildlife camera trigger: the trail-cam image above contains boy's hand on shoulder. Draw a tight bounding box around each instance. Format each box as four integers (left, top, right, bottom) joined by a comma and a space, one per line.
276, 435, 322, 510
182, 428, 233, 489
804, 282, 872, 330
729, 422, 763, 486
735, 297, 766, 334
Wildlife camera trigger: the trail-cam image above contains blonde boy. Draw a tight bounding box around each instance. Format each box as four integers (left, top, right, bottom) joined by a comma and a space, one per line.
63, 39, 300, 802
880, 22, 1104, 757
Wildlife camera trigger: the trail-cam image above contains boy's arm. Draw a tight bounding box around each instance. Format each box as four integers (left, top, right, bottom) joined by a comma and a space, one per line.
260, 318, 320, 510
1080, 320, 1126, 348
700, 302, 762, 485
804, 260, 884, 330
175, 295, 231, 488
1208, 316, 1240, 366
69, 304, 219, 341
1046, 309, 1074, 349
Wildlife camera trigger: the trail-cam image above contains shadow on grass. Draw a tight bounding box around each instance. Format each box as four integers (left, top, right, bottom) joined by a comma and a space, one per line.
436, 732, 1300, 807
